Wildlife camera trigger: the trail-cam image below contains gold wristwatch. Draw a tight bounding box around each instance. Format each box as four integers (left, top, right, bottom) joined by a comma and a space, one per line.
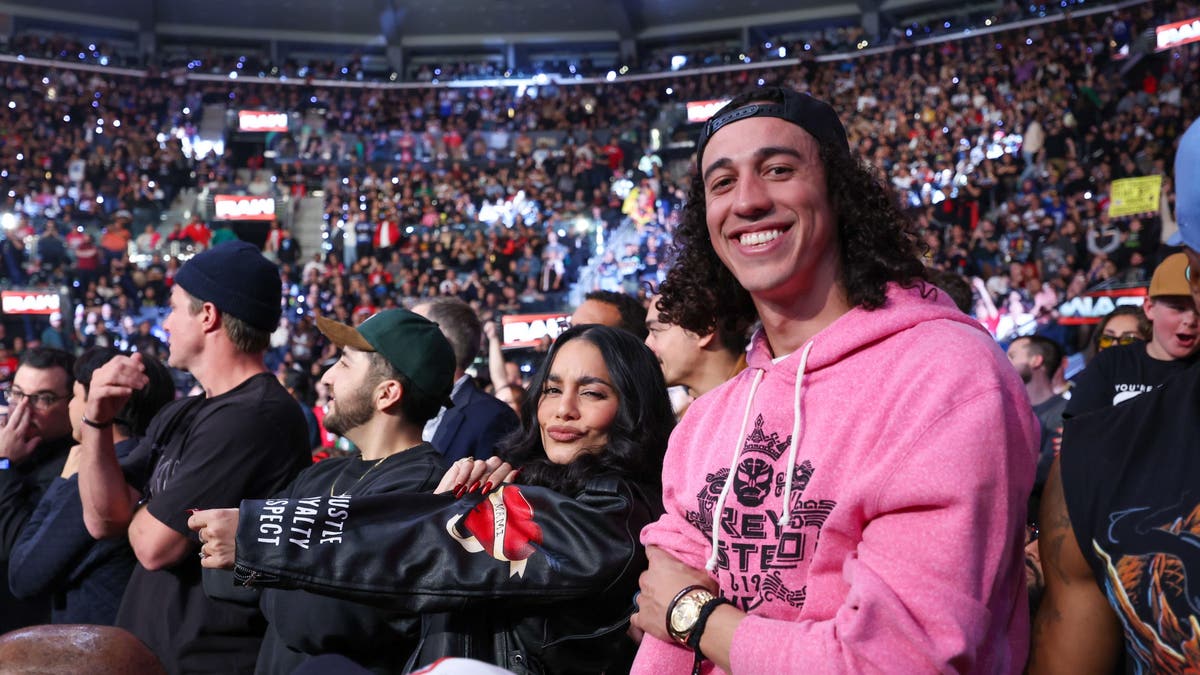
667, 587, 716, 645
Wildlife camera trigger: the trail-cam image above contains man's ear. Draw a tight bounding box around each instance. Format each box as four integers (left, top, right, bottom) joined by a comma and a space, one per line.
695, 330, 716, 349
376, 379, 404, 412
200, 303, 221, 333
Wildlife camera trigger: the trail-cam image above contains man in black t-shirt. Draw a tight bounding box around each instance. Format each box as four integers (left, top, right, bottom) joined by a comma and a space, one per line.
1029, 116, 1200, 673
77, 242, 311, 675
1064, 252, 1200, 419
188, 308, 459, 674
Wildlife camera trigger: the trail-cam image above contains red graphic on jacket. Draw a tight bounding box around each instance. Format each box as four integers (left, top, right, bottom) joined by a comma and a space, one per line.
447, 485, 543, 577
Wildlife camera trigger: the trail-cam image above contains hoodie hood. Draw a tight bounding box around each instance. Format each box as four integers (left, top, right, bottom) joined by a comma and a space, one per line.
746, 282, 985, 375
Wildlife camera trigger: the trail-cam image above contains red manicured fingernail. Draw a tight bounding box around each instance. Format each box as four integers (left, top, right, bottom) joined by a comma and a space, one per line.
454, 484, 467, 498
186, 508, 199, 514
481, 481, 494, 494
468, 480, 481, 493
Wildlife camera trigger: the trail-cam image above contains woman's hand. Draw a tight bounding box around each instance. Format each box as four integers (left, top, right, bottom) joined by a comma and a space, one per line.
187, 508, 240, 570
434, 456, 519, 497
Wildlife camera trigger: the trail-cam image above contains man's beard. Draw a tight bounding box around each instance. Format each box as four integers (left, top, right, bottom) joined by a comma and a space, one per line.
325, 388, 374, 437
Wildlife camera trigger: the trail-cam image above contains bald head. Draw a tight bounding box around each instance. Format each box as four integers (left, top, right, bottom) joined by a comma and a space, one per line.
0, 625, 165, 675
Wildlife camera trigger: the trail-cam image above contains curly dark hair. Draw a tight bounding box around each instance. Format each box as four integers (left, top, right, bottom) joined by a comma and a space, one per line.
657, 94, 928, 336
498, 324, 674, 496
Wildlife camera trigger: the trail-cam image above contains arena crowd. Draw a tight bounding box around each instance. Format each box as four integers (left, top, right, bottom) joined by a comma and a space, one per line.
0, 0, 1199, 671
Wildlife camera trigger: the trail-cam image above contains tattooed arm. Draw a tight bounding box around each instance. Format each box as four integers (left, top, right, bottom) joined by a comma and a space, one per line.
1027, 458, 1123, 674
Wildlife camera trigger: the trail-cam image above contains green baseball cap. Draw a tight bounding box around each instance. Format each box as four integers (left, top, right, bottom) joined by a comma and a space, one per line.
316, 309, 456, 408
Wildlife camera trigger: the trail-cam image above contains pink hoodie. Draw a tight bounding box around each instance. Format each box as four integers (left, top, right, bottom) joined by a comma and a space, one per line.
635, 284, 1038, 674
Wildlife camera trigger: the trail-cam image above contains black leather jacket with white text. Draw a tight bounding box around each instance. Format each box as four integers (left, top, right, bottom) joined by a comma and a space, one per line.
234, 475, 660, 673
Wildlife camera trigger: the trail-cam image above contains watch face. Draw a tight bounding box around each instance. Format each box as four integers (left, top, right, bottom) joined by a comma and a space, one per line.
671, 599, 702, 633
670, 589, 715, 637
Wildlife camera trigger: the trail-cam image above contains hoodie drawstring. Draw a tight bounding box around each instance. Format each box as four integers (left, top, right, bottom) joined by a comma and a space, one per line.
704, 340, 814, 572
781, 341, 813, 525
705, 368, 763, 572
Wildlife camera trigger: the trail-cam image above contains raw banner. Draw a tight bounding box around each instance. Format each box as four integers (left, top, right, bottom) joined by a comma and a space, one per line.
500, 312, 571, 349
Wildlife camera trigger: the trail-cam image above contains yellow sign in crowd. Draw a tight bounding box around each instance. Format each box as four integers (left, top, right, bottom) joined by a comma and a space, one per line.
1108, 175, 1163, 218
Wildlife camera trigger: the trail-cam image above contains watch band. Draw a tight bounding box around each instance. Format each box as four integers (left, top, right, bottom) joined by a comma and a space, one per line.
687, 596, 730, 675
687, 595, 730, 651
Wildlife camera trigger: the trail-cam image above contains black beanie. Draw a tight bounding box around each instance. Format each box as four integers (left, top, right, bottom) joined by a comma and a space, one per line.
174, 241, 282, 331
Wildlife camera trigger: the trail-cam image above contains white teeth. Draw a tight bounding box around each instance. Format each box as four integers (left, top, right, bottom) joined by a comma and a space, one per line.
738, 230, 782, 246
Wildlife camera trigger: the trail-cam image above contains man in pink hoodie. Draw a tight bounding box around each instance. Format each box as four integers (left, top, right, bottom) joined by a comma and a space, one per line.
628, 87, 1038, 673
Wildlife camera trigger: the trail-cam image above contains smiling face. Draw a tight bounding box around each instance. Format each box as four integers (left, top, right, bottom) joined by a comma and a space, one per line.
536, 338, 619, 465
701, 116, 841, 306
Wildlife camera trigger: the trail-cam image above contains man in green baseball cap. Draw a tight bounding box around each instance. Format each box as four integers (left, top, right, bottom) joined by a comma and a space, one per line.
315, 309, 457, 412
188, 308, 458, 673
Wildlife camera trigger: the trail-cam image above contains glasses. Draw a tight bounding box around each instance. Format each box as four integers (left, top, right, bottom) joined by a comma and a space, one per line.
8, 388, 69, 409
1097, 333, 1142, 351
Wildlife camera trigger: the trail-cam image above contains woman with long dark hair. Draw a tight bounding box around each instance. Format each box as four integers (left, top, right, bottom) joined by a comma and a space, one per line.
192, 324, 674, 674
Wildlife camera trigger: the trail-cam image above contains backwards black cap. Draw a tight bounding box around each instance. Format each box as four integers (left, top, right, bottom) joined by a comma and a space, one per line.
695, 87, 850, 166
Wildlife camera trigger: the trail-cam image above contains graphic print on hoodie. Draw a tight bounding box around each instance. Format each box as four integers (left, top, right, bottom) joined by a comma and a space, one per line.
685, 414, 835, 612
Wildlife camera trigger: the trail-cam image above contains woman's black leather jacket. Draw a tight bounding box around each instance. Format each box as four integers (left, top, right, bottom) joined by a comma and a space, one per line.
233, 475, 661, 674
